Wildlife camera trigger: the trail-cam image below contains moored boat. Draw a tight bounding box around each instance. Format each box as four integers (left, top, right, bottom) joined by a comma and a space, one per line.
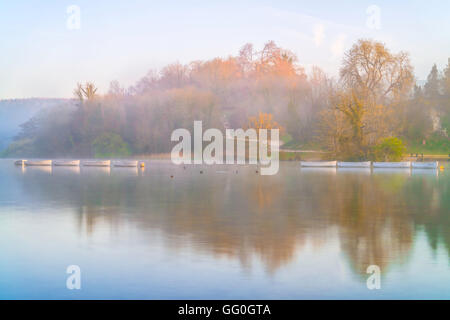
14, 160, 27, 166
25, 160, 52, 166
82, 160, 111, 167
53, 160, 80, 166
372, 161, 411, 168
412, 161, 439, 169
300, 161, 337, 167
337, 161, 371, 168
112, 160, 138, 167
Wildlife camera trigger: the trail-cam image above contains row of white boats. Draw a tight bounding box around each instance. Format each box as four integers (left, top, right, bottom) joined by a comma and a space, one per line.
14, 160, 141, 167
300, 161, 440, 169
13, 159, 442, 169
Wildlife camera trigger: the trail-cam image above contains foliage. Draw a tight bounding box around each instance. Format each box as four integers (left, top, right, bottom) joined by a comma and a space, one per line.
247, 112, 284, 132
92, 132, 131, 158
340, 39, 414, 104
4, 39, 450, 159
406, 133, 450, 155
74, 82, 98, 102
1, 138, 35, 157
424, 64, 440, 99
319, 89, 395, 160
279, 151, 302, 161
371, 137, 406, 161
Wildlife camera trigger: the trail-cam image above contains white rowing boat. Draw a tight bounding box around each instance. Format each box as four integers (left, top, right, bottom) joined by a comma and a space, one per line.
300, 161, 337, 167
53, 160, 80, 166
25, 160, 52, 166
82, 160, 111, 167
112, 160, 138, 167
412, 161, 439, 169
337, 161, 371, 168
372, 161, 411, 168
14, 160, 27, 165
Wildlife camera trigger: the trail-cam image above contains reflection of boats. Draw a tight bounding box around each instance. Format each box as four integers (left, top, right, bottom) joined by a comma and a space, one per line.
25, 160, 52, 166
338, 161, 371, 168
53, 166, 81, 174
411, 168, 439, 176
81, 166, 111, 175
372, 168, 411, 175
82, 160, 111, 167
373, 162, 411, 168
22, 165, 53, 174
53, 160, 80, 166
112, 167, 139, 176
300, 167, 337, 174
113, 160, 138, 167
411, 162, 438, 169
300, 161, 337, 167
14, 160, 27, 165
337, 167, 371, 174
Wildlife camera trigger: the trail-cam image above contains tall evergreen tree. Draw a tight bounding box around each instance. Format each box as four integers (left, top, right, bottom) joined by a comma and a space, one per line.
442, 58, 450, 96
424, 64, 440, 99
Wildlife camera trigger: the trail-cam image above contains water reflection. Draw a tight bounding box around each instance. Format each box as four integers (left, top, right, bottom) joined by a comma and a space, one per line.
111, 167, 140, 177
300, 167, 337, 174
22, 165, 53, 174
412, 168, 440, 176
372, 168, 411, 175
2, 160, 449, 298
337, 167, 371, 175
81, 166, 111, 176
53, 166, 80, 175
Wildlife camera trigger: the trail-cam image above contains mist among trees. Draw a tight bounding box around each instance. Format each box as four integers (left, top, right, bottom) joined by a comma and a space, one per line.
4, 39, 450, 159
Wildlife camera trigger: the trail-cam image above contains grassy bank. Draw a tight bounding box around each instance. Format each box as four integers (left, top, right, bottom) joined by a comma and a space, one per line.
406, 136, 450, 156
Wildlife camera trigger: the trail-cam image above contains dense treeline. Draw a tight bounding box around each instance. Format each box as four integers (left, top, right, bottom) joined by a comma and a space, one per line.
4, 39, 450, 159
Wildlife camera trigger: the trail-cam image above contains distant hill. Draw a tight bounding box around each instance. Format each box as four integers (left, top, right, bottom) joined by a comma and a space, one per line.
0, 98, 72, 151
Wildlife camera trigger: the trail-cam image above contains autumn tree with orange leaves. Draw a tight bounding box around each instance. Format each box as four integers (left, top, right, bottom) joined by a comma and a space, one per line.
247, 112, 284, 140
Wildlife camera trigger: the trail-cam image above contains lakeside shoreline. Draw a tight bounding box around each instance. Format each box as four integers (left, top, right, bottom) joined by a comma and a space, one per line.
3, 152, 448, 162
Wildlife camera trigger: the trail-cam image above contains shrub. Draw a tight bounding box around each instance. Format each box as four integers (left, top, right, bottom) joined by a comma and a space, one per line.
371, 137, 406, 161
92, 132, 131, 158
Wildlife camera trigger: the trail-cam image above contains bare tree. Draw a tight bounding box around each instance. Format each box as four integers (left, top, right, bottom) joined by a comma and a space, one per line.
74, 82, 98, 102
340, 39, 414, 104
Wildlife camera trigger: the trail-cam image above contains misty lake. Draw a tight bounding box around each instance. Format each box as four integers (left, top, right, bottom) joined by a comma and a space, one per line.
0, 159, 449, 299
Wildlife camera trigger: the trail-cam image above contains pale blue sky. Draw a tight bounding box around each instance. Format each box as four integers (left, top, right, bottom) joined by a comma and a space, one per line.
1, 0, 449, 98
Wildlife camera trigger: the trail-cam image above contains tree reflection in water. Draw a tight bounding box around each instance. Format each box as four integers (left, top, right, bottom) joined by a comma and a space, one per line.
16, 162, 450, 278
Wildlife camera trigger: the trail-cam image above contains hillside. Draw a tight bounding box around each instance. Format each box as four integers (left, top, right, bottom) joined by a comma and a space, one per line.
0, 98, 70, 151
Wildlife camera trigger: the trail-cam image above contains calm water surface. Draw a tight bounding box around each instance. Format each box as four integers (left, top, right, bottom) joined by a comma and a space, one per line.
0, 159, 449, 299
